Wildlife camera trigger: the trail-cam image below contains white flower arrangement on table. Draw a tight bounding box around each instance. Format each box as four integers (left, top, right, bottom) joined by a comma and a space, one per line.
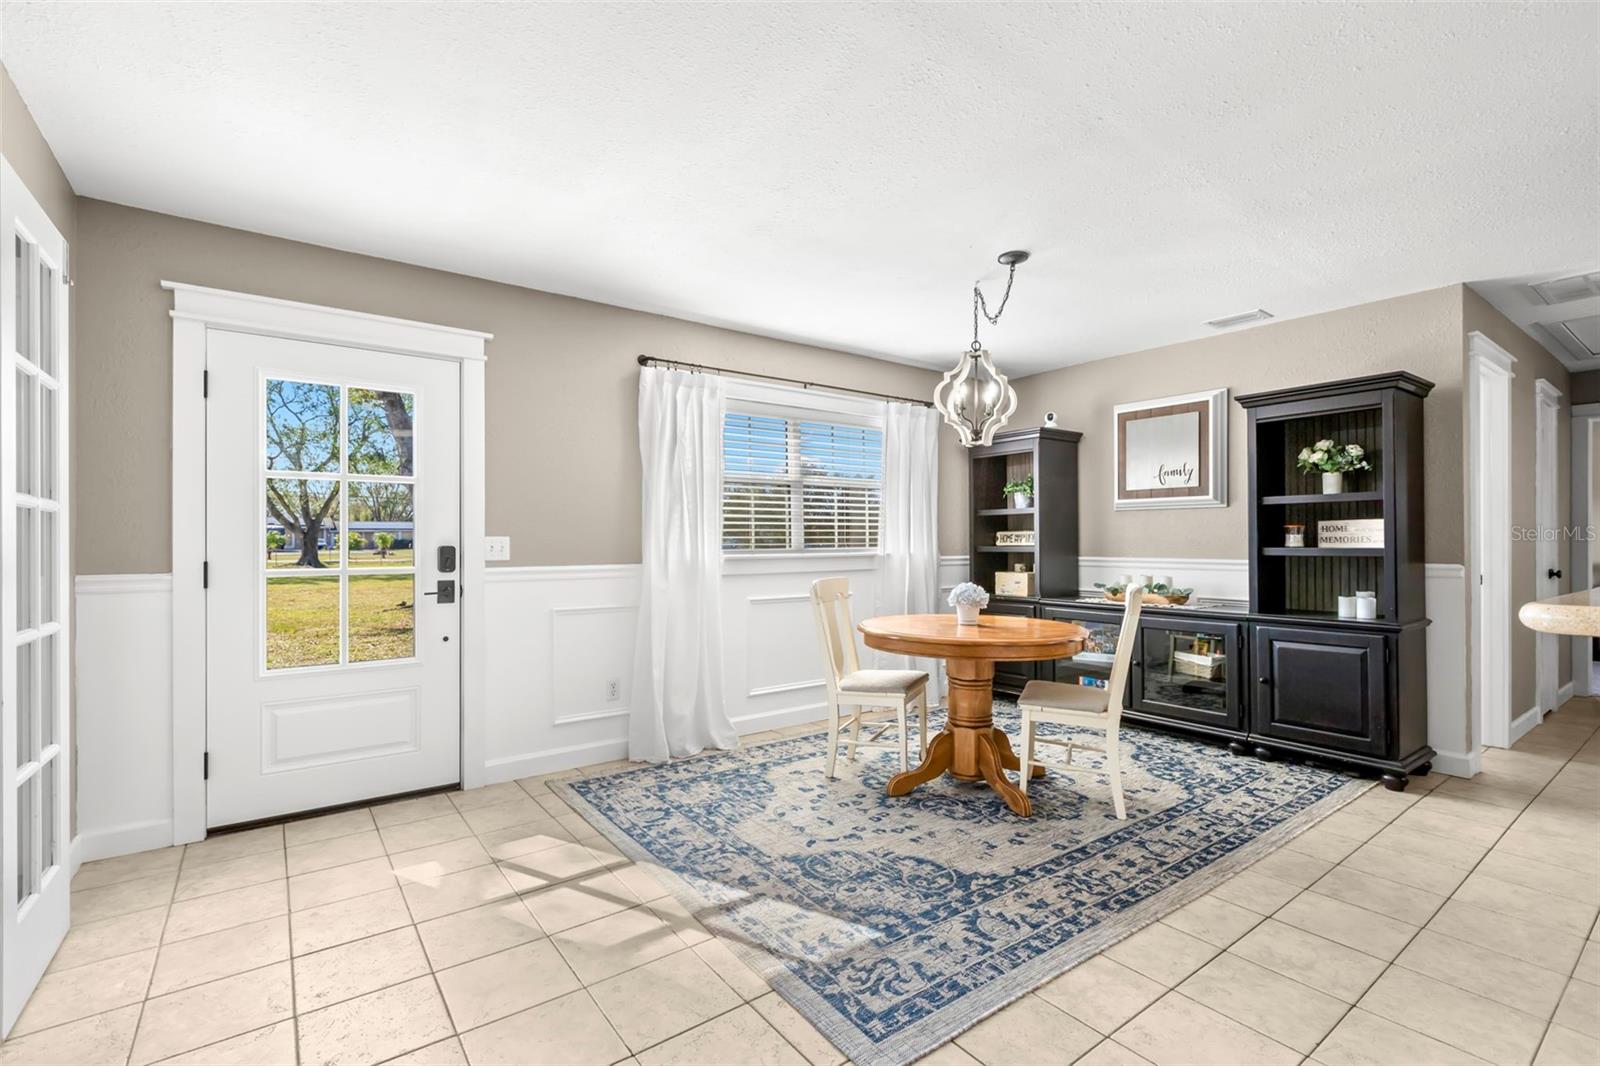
948, 582, 989, 625
1296, 439, 1372, 475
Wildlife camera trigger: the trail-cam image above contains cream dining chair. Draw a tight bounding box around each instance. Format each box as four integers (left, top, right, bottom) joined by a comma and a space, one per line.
810, 578, 929, 778
1017, 586, 1144, 818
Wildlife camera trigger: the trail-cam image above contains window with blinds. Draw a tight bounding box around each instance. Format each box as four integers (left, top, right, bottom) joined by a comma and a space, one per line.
722, 410, 884, 552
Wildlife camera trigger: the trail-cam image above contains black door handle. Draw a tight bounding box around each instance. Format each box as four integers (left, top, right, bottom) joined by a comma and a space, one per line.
424, 580, 456, 604
1259, 677, 1271, 686
1548, 568, 1563, 580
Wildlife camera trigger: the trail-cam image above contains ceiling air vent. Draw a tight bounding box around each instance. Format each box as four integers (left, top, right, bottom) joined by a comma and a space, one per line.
1205, 308, 1274, 330
1535, 315, 1600, 362
1529, 272, 1600, 305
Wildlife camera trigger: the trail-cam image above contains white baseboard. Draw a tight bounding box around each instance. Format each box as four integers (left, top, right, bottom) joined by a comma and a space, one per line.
72, 820, 176, 866
1558, 681, 1575, 707
482, 738, 630, 783
1510, 705, 1543, 745
1430, 749, 1481, 778
730, 702, 828, 733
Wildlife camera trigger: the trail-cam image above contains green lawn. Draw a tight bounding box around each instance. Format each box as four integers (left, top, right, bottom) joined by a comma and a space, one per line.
265, 573, 414, 669
266, 548, 415, 569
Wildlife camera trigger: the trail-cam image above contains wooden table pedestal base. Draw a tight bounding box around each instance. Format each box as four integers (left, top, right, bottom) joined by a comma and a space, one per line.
886, 657, 1042, 817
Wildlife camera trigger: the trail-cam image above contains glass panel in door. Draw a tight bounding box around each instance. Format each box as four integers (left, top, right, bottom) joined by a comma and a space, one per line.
262, 382, 417, 671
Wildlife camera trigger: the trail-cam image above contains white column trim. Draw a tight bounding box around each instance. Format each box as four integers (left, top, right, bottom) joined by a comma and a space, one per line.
167, 284, 491, 840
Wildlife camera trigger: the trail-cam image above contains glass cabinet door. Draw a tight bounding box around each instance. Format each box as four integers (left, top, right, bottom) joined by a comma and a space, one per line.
1040, 607, 1129, 707
1132, 620, 1243, 731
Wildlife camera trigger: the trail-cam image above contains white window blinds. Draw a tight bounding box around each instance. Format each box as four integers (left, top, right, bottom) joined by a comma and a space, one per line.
722, 409, 884, 551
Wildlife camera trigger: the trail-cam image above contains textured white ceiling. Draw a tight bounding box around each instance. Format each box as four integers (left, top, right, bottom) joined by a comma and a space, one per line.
3, 1, 1597, 375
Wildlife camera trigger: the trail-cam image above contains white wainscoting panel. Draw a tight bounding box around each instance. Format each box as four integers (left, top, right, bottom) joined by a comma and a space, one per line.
1424, 564, 1475, 777
481, 565, 639, 783
75, 575, 176, 862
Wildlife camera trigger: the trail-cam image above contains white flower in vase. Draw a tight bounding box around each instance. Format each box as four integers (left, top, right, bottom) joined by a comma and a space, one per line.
948, 582, 990, 625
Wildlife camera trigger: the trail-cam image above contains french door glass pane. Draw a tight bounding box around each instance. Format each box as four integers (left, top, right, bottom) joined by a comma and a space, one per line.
347, 483, 413, 567
15, 369, 33, 495
266, 379, 340, 473
40, 509, 56, 626
15, 508, 34, 630
14, 643, 32, 768
39, 385, 56, 500
265, 478, 340, 570
348, 389, 414, 476
12, 235, 28, 359
40, 760, 55, 871
39, 634, 57, 750
38, 260, 55, 376
266, 576, 340, 670
15, 782, 33, 905
349, 574, 414, 663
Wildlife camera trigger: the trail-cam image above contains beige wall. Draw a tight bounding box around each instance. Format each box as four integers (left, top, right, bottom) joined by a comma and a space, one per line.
72, 198, 968, 574
2, 66, 76, 246
1463, 287, 1574, 703
1010, 285, 1468, 563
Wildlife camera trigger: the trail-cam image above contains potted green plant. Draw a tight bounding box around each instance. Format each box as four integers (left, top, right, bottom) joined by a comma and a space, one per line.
1297, 439, 1371, 494
1003, 474, 1034, 509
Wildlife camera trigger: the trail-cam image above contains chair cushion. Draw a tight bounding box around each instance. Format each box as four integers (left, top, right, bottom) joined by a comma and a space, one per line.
837, 669, 928, 695
1018, 680, 1110, 714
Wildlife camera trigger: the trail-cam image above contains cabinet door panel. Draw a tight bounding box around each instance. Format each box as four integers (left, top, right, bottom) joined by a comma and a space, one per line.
1040, 605, 1128, 708
1131, 619, 1244, 732
1253, 626, 1387, 756
986, 600, 1037, 693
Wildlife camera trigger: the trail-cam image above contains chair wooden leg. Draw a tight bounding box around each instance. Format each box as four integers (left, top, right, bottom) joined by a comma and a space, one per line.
847, 711, 862, 762
918, 694, 928, 759
1108, 728, 1126, 820
825, 702, 840, 780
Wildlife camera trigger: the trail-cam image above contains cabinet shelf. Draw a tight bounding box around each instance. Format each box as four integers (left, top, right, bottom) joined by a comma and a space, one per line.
977, 545, 1037, 554
1260, 492, 1383, 506
1261, 546, 1384, 557
977, 507, 1035, 517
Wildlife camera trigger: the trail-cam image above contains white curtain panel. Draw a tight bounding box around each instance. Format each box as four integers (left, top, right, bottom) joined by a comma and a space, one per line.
630, 367, 740, 762
875, 401, 942, 694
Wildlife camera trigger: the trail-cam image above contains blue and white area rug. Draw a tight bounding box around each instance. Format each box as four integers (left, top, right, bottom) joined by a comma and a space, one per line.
559, 705, 1368, 1066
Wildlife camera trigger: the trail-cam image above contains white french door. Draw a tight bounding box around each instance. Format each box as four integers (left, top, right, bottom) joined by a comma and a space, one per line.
205, 330, 461, 827
1, 161, 72, 1034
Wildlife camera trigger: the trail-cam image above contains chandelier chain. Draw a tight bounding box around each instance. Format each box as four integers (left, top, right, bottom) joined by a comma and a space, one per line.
971, 261, 1019, 352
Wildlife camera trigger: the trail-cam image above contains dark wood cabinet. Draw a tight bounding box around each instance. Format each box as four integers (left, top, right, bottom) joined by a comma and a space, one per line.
1252, 626, 1387, 758
969, 427, 1080, 603
986, 599, 1038, 695
1132, 617, 1245, 735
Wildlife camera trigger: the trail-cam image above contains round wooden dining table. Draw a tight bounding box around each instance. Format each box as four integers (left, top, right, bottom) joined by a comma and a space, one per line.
858, 613, 1087, 817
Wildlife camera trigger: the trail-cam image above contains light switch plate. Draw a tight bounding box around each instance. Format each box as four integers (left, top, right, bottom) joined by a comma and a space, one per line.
485, 536, 511, 561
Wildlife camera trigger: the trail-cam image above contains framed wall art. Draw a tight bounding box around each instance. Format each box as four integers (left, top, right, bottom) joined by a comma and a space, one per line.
1113, 388, 1228, 509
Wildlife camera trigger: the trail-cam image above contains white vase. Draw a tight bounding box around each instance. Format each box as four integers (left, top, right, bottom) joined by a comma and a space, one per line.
1011, 493, 1033, 509
956, 603, 980, 625
1321, 472, 1344, 494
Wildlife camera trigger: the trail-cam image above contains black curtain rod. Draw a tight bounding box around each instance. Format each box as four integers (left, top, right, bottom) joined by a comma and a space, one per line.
637, 354, 935, 408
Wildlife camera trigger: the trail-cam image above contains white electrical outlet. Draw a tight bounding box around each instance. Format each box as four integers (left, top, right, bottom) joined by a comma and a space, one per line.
485, 536, 511, 561
605, 679, 621, 702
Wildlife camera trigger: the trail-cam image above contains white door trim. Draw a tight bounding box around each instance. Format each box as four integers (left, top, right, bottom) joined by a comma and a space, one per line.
164, 282, 491, 843
1533, 378, 1563, 719
1467, 330, 1516, 750
1570, 402, 1600, 697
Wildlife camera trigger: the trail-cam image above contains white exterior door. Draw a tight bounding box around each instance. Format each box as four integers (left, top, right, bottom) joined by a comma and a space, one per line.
1, 161, 72, 1034
205, 330, 461, 827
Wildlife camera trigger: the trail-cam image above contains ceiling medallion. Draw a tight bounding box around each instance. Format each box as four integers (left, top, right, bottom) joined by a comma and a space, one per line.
933, 250, 1029, 447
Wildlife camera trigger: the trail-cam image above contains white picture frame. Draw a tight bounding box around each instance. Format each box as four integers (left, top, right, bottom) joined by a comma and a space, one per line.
1113, 388, 1228, 510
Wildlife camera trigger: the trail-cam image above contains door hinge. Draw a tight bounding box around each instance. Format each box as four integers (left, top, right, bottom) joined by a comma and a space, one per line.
203, 752, 209, 780
202, 561, 209, 589
203, 370, 209, 398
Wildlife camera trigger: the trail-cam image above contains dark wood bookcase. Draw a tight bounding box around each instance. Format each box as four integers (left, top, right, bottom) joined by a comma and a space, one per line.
1237, 372, 1434, 788
968, 427, 1081, 602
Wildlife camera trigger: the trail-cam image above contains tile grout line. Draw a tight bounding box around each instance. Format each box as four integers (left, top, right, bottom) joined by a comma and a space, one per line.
1304, 722, 1597, 1064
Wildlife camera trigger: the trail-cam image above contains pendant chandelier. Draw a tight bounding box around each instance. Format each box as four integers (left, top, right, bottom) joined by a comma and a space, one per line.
933, 250, 1028, 447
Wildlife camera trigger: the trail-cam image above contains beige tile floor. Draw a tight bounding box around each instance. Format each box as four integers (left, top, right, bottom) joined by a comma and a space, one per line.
3, 700, 1598, 1066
